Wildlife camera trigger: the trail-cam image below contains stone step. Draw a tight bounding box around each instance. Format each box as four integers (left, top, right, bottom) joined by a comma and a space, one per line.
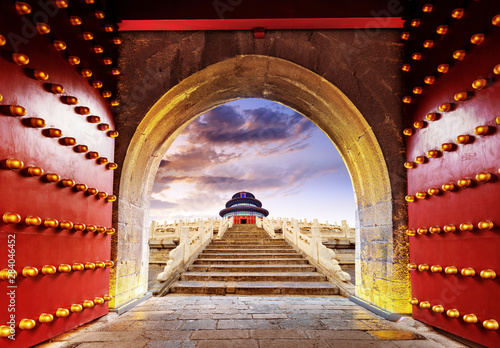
207, 244, 291, 249
188, 264, 316, 272
169, 280, 339, 295
180, 271, 327, 282
193, 258, 309, 265
223, 232, 267, 235
223, 231, 269, 234
226, 228, 269, 236
223, 231, 268, 234
224, 232, 269, 238
211, 244, 288, 247
222, 236, 271, 240
214, 239, 284, 244
203, 248, 295, 254
213, 238, 286, 242
198, 253, 302, 259
217, 240, 281, 244
225, 227, 265, 230
221, 237, 270, 240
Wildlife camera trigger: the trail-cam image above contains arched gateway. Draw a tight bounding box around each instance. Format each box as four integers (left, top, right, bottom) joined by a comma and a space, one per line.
116, 55, 410, 315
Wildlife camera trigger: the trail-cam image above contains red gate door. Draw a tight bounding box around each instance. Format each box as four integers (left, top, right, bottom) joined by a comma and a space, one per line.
403, 1, 500, 346
0, 1, 119, 346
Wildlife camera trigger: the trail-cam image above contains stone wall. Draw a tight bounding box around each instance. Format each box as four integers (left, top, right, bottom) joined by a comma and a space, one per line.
113, 29, 409, 313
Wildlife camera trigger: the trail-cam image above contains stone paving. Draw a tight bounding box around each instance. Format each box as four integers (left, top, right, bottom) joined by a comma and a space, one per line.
37, 295, 467, 348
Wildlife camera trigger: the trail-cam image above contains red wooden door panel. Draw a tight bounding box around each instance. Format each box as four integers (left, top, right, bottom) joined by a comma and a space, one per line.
403, 1, 500, 346
0, 1, 118, 346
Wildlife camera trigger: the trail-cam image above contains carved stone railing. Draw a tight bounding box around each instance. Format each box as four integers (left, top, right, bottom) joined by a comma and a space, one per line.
149, 218, 222, 241
256, 217, 277, 238
149, 216, 354, 244
215, 217, 233, 239
156, 218, 214, 281
255, 217, 355, 239
269, 217, 351, 283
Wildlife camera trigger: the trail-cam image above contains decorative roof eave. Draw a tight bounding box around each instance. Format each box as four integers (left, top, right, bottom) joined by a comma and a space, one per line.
219, 206, 269, 217
225, 197, 263, 208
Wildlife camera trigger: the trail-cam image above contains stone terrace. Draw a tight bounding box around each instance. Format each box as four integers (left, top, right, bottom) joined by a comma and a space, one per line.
37, 295, 466, 348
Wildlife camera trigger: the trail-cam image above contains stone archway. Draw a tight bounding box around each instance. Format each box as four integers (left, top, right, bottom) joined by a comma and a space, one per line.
114, 55, 410, 314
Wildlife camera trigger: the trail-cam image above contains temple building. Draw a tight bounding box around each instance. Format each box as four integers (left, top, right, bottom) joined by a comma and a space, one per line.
219, 191, 269, 224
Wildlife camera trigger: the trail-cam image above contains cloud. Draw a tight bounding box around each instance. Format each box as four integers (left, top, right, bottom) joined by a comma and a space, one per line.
152, 182, 170, 193
156, 103, 317, 178
158, 146, 240, 172
150, 199, 178, 209
154, 157, 338, 202
194, 175, 282, 193
188, 104, 246, 131
184, 105, 314, 146
244, 107, 314, 135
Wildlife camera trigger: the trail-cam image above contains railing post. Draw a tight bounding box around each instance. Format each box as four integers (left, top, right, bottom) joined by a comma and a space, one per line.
341, 219, 348, 238
175, 220, 183, 240
149, 220, 157, 239
180, 226, 190, 262
292, 218, 299, 245
311, 219, 321, 262
209, 218, 214, 239
199, 219, 206, 244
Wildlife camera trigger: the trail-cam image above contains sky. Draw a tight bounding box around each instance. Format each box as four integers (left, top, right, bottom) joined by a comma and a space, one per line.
148, 98, 356, 226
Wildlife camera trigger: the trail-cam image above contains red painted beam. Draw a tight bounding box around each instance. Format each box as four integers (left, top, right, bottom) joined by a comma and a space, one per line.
118, 17, 404, 31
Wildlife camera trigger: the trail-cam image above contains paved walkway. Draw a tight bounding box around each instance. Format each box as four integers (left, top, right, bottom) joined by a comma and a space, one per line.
38, 295, 467, 348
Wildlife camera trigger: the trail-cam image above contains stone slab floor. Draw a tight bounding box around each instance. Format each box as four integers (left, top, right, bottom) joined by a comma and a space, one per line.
37, 295, 468, 348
